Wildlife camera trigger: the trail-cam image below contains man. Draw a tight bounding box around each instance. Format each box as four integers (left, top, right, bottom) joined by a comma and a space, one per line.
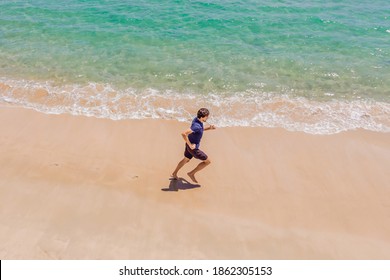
171, 108, 216, 183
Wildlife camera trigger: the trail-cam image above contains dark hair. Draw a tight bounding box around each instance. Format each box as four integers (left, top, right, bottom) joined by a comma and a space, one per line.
197, 108, 209, 119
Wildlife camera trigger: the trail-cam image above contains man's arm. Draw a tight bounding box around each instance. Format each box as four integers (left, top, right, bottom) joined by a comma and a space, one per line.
204, 124, 216, 131
181, 128, 195, 149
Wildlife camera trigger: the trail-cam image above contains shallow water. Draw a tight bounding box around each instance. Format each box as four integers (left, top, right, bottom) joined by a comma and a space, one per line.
1, 0, 389, 133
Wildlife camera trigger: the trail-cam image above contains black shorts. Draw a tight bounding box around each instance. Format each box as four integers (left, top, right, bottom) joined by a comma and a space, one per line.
184, 144, 208, 161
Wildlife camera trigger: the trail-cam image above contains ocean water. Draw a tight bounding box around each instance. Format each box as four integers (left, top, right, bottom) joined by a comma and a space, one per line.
0, 0, 389, 133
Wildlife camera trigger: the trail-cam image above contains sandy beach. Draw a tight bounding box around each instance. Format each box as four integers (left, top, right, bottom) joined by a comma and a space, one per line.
0, 105, 389, 259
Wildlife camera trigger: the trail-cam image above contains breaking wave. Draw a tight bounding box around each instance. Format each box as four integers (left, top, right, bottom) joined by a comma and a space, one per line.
1, 77, 389, 134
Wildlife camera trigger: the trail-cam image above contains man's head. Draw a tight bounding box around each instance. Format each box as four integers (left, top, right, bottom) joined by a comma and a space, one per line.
197, 108, 209, 122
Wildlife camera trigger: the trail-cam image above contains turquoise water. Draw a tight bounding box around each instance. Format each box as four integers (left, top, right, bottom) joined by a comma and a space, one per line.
0, 0, 389, 133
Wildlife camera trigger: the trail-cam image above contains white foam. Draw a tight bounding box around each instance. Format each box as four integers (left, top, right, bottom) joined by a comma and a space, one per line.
1, 77, 389, 134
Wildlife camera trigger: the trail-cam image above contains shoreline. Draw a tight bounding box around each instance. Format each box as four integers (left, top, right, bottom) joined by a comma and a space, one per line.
2, 78, 390, 135
1, 106, 390, 259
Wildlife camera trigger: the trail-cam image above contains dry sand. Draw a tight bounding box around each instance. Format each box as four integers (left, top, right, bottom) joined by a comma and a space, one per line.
0, 105, 389, 259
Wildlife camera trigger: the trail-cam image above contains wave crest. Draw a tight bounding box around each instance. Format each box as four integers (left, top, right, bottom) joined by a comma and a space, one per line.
1, 77, 389, 134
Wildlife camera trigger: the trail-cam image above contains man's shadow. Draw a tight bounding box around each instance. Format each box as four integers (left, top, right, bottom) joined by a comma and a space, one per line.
161, 177, 201, 192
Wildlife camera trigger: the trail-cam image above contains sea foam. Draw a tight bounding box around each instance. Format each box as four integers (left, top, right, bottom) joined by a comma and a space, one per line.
1, 77, 389, 135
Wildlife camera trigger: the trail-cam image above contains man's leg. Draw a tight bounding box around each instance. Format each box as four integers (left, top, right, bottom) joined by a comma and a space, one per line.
187, 158, 211, 183
171, 157, 190, 179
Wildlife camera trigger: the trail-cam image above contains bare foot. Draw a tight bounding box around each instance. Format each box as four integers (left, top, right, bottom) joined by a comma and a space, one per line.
187, 172, 198, 183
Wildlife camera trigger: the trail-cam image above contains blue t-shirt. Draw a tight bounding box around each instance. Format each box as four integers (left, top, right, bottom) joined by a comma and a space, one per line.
188, 117, 204, 149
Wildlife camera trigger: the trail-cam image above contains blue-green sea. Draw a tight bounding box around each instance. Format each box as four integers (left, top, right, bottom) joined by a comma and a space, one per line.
0, 0, 389, 133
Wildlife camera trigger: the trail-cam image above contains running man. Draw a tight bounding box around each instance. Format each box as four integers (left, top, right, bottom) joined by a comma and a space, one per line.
171, 108, 216, 183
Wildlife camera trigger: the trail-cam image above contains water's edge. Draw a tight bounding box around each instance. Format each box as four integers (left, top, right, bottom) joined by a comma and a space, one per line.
1, 77, 389, 135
